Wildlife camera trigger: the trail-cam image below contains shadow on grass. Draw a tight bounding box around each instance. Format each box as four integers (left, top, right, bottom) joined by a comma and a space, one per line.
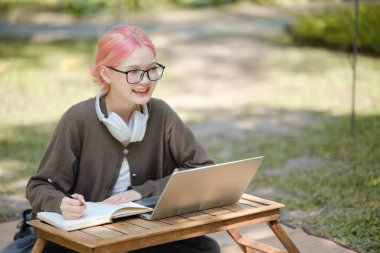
0, 122, 56, 192
181, 105, 380, 253
0, 122, 57, 221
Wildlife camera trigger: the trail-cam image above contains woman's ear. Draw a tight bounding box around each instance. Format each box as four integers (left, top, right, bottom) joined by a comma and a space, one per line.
99, 66, 111, 83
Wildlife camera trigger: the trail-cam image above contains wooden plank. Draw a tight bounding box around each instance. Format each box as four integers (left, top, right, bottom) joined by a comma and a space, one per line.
159, 215, 191, 225
36, 229, 94, 252
30, 238, 46, 253
227, 228, 248, 252
29, 220, 98, 240
81, 225, 124, 239
245, 240, 286, 253
223, 203, 255, 212
103, 221, 147, 234
242, 239, 286, 253
70, 230, 101, 242
231, 230, 286, 253
31, 220, 102, 251
239, 199, 266, 208
126, 218, 170, 230
180, 211, 214, 221
210, 205, 281, 221
213, 212, 280, 233
267, 220, 300, 253
241, 194, 285, 208
227, 227, 288, 253
202, 207, 232, 216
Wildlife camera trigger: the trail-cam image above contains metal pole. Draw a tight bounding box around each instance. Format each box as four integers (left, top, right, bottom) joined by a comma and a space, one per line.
351, 0, 359, 131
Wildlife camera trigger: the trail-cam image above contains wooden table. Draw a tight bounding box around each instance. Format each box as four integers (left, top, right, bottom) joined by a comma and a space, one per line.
28, 194, 300, 253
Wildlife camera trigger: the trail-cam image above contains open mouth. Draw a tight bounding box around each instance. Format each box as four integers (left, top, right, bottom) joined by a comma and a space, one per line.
132, 87, 149, 95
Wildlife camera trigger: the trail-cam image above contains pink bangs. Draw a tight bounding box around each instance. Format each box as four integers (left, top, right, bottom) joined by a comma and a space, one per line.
92, 25, 156, 87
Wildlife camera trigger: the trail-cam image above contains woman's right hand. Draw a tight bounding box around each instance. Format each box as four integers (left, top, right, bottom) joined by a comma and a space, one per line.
60, 193, 87, 219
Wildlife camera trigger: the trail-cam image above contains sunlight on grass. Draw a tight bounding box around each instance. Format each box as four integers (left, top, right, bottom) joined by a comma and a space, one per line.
0, 41, 96, 126
0, 41, 97, 197
240, 45, 380, 117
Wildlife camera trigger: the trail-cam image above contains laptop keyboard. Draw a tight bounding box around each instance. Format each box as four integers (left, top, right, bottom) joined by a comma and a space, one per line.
135, 195, 159, 209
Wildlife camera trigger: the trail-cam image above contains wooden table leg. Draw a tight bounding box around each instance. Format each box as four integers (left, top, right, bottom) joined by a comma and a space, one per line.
31, 238, 46, 253
227, 229, 252, 253
267, 220, 300, 253
227, 228, 288, 253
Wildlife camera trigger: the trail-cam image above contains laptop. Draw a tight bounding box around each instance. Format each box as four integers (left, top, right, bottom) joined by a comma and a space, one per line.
135, 156, 263, 220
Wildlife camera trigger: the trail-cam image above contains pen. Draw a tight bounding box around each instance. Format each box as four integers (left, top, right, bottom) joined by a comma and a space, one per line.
48, 178, 74, 199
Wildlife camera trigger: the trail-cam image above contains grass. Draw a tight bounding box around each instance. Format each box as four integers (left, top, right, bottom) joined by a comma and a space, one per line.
183, 42, 380, 252
263, 116, 380, 252
0, 41, 96, 195
0, 36, 379, 253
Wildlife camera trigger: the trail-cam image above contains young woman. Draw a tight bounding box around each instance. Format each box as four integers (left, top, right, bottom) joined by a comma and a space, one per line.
4, 25, 220, 253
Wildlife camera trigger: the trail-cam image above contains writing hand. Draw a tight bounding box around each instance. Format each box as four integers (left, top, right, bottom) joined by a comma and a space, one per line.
60, 193, 87, 219
103, 189, 142, 205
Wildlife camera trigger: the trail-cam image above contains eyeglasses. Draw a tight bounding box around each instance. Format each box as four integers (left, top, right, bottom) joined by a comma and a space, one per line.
106, 63, 165, 84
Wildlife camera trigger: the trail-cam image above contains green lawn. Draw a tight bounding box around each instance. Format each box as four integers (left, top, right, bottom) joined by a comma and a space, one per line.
0, 38, 379, 252
0, 41, 96, 195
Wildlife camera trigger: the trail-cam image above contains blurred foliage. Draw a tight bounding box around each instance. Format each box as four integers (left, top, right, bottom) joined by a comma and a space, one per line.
60, 0, 107, 17
288, 3, 380, 56
0, 0, 109, 17
0, 0, 354, 17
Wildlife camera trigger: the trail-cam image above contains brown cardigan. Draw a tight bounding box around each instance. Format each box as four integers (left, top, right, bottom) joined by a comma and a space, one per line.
26, 97, 214, 214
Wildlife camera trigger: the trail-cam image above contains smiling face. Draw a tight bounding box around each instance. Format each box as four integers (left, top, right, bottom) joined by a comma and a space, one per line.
100, 46, 157, 109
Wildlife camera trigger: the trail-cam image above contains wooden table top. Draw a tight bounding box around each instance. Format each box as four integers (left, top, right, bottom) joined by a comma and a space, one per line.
28, 194, 285, 253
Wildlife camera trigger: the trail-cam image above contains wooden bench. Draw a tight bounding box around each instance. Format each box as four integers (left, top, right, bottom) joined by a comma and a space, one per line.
28, 194, 300, 253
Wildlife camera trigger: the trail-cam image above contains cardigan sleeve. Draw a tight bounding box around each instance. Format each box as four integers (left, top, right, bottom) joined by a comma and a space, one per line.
26, 106, 83, 214
165, 105, 214, 170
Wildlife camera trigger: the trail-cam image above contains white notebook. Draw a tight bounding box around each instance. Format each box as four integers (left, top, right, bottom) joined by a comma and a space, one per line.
37, 201, 152, 231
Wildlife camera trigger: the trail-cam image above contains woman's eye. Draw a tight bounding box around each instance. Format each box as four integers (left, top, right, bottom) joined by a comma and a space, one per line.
129, 70, 141, 75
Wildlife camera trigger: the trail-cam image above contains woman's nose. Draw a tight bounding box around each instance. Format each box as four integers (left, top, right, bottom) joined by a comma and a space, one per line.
139, 72, 150, 84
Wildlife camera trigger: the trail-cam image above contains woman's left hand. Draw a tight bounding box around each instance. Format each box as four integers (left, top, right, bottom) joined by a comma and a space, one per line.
103, 189, 142, 204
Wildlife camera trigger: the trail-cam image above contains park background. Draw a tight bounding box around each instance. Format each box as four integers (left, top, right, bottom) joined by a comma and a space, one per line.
0, 0, 379, 252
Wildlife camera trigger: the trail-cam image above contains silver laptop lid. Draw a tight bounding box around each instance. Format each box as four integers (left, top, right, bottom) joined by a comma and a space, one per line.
147, 156, 263, 220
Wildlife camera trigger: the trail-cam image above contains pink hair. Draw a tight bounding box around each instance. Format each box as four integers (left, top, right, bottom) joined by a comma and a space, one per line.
91, 25, 156, 88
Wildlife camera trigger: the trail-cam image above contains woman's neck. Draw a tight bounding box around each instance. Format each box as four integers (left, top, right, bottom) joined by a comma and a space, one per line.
104, 93, 139, 123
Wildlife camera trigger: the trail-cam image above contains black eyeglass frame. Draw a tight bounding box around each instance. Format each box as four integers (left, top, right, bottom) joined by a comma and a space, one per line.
106, 63, 165, 84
